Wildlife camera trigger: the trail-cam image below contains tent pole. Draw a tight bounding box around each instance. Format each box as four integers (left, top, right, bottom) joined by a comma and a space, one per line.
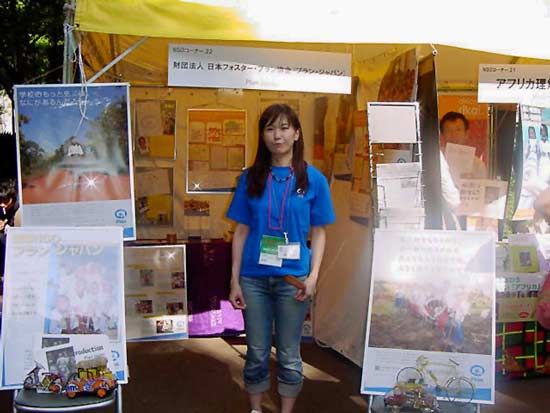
62, 0, 77, 83
88, 36, 149, 83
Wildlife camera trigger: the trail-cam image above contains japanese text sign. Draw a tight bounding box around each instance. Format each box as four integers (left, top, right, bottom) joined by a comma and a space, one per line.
478, 64, 550, 106
168, 44, 351, 94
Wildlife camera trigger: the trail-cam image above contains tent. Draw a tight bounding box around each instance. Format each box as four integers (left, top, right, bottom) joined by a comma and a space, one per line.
74, 0, 550, 365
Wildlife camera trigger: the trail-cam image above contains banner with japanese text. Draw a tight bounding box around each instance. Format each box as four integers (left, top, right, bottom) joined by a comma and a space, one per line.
361, 229, 496, 404
14, 84, 136, 240
168, 43, 351, 94
124, 245, 188, 341
0, 227, 127, 389
478, 64, 550, 106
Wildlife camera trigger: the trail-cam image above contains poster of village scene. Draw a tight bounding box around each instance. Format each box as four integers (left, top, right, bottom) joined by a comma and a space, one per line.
14, 84, 135, 239
361, 229, 496, 403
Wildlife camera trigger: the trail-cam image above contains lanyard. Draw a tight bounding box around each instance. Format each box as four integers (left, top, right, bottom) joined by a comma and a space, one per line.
267, 170, 293, 232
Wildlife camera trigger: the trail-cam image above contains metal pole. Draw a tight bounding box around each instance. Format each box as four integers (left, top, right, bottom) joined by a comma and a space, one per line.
62, 0, 77, 84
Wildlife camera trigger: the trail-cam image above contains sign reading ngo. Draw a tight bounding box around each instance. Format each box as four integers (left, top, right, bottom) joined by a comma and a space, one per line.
168, 43, 352, 94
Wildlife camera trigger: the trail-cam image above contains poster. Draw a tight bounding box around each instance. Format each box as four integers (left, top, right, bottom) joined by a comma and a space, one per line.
361, 229, 496, 404
135, 99, 176, 159
14, 84, 136, 240
124, 245, 188, 341
187, 109, 246, 193
377, 48, 418, 102
135, 167, 173, 226
438, 94, 489, 170
350, 110, 370, 226
376, 162, 422, 210
514, 105, 550, 220
0, 227, 127, 388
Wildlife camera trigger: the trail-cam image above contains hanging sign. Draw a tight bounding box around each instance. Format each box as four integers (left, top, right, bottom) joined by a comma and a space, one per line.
478, 64, 550, 106
168, 43, 351, 94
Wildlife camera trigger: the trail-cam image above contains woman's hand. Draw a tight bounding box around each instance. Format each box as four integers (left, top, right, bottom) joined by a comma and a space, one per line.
229, 280, 247, 310
294, 276, 316, 301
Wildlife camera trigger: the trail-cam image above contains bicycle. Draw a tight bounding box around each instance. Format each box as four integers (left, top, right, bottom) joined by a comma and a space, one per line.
396, 355, 475, 403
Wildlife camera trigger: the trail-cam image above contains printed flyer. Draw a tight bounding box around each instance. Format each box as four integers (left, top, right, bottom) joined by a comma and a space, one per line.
124, 245, 188, 341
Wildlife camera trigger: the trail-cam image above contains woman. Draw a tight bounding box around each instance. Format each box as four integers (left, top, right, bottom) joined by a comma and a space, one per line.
227, 104, 335, 413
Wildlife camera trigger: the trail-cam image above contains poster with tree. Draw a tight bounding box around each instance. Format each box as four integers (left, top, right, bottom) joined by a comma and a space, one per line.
14, 84, 136, 239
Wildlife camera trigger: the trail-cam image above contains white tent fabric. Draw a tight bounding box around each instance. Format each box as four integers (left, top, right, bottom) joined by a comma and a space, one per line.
184, 0, 550, 59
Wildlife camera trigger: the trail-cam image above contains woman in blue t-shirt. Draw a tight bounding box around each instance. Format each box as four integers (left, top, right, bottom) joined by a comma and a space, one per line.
227, 104, 335, 413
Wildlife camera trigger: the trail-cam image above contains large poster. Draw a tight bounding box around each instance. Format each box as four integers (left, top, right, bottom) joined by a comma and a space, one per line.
134, 99, 176, 159
514, 105, 550, 220
14, 84, 136, 240
124, 245, 188, 341
361, 229, 496, 404
187, 109, 246, 193
0, 227, 127, 388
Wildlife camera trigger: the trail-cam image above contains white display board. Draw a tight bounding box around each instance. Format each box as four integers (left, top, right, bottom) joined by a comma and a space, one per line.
0, 227, 128, 389
367, 102, 419, 144
124, 245, 188, 341
168, 43, 352, 94
478, 64, 550, 106
361, 229, 496, 404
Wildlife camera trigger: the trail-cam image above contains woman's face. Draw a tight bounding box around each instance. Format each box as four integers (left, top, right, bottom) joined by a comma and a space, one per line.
529, 128, 536, 139
262, 115, 300, 159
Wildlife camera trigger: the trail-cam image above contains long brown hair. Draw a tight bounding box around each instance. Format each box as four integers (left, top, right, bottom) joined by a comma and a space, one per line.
247, 104, 308, 197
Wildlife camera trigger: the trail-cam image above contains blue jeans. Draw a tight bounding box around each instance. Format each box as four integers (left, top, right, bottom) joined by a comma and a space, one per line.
240, 275, 309, 398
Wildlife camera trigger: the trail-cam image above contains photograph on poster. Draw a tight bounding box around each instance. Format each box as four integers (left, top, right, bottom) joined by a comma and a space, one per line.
156, 319, 174, 334
139, 269, 155, 287
136, 300, 153, 314
43, 251, 121, 341
45, 345, 76, 383
166, 302, 185, 315
171, 271, 186, 289
509, 245, 539, 273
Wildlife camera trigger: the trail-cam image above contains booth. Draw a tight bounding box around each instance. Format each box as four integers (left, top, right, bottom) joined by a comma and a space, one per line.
4, 0, 550, 410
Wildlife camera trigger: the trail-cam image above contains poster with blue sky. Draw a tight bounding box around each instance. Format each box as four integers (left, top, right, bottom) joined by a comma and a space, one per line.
14, 83, 136, 239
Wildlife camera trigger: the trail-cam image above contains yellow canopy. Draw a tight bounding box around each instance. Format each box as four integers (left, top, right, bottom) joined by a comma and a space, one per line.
75, 0, 550, 59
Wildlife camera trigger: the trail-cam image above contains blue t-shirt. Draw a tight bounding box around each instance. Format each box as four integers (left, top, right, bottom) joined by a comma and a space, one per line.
226, 164, 336, 277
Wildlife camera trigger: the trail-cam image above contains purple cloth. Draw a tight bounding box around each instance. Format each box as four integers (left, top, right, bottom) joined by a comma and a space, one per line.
186, 241, 244, 336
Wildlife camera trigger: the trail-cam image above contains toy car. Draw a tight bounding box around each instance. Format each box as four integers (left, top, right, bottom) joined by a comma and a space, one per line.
65, 365, 117, 399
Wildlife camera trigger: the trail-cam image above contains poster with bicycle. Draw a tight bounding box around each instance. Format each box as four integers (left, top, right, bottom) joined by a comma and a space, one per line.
361, 229, 496, 404
0, 226, 128, 389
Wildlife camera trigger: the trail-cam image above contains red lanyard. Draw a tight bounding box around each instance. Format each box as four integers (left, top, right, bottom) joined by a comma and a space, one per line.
267, 170, 293, 231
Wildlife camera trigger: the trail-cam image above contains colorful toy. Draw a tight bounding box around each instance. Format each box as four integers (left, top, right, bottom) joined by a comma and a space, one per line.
23, 362, 64, 393
65, 359, 117, 399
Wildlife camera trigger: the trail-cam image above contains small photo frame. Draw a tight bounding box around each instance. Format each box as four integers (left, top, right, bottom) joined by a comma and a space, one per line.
510, 245, 539, 273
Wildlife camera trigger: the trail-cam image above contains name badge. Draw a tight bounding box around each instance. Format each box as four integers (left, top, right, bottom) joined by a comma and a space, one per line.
278, 243, 300, 260
259, 235, 284, 267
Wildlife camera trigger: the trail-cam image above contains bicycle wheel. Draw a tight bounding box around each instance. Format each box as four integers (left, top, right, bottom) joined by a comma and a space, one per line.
445, 376, 475, 403
395, 367, 423, 384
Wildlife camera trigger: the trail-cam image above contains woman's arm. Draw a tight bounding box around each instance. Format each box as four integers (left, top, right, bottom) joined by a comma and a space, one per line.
229, 223, 250, 309
296, 225, 327, 301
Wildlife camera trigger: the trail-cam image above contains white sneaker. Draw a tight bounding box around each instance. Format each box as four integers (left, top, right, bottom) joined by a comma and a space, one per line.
250, 410, 262, 413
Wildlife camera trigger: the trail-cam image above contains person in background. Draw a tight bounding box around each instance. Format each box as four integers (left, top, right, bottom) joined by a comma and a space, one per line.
0, 180, 19, 280
440, 111, 488, 179
227, 104, 335, 413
